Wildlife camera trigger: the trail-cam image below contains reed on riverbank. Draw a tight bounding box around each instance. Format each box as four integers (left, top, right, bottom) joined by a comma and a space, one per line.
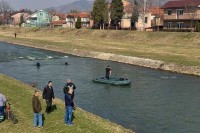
0, 74, 133, 133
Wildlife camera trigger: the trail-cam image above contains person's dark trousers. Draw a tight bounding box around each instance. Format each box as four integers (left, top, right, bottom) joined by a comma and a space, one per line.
45, 99, 52, 114
0, 106, 4, 121
105, 75, 109, 79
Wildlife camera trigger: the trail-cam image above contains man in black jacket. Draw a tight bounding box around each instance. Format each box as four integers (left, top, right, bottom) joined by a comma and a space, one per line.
43, 81, 55, 114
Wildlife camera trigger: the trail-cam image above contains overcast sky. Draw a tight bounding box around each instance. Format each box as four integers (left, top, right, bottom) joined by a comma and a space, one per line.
7, 0, 77, 10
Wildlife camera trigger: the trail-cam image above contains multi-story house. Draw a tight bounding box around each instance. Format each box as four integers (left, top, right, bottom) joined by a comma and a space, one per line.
11, 13, 30, 26
66, 12, 90, 28
51, 13, 67, 28
118, 1, 163, 31
51, 13, 66, 22
26, 10, 51, 27
162, 0, 200, 31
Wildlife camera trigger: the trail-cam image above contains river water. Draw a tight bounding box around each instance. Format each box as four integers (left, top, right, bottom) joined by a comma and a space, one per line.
0, 42, 200, 133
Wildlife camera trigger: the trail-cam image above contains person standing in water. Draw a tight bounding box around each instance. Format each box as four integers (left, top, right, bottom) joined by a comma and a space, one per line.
105, 65, 111, 79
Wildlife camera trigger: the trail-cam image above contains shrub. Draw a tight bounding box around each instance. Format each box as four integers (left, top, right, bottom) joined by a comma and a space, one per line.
75, 17, 82, 29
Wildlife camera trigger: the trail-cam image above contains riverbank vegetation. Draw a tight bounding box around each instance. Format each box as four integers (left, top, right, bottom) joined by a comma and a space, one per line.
0, 26, 200, 67
0, 74, 133, 133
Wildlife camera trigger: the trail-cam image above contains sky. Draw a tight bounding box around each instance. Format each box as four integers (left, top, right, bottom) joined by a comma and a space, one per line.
6, 0, 76, 10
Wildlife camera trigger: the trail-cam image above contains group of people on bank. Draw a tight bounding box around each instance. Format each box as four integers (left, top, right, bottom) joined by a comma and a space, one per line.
0, 65, 112, 127
32, 79, 76, 128
0, 79, 76, 127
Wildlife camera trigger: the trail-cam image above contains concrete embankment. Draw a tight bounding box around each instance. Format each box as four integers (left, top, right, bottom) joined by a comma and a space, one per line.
71, 50, 200, 76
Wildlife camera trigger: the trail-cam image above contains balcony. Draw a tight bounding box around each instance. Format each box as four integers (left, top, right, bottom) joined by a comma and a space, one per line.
163, 13, 200, 20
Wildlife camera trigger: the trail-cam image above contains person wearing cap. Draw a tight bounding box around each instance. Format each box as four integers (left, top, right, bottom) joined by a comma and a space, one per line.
32, 90, 42, 128
105, 65, 111, 79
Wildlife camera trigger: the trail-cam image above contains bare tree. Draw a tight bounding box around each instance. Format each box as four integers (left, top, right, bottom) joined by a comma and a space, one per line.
184, 0, 199, 32
0, 0, 12, 24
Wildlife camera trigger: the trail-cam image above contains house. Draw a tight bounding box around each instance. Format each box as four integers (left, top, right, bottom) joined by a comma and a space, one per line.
66, 12, 90, 28
136, 13, 153, 31
11, 13, 30, 26
51, 13, 66, 21
121, 0, 133, 29
136, 7, 164, 31
51, 13, 67, 28
51, 20, 67, 28
26, 10, 51, 27
119, 1, 163, 31
161, 0, 200, 31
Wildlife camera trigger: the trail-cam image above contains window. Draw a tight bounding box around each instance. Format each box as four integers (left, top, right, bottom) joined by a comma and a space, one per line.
177, 22, 184, 29
177, 9, 183, 15
167, 22, 172, 29
167, 9, 172, 15
145, 17, 148, 23
40, 13, 43, 16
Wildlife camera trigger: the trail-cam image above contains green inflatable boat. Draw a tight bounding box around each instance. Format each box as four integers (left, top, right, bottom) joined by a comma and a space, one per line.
92, 77, 131, 86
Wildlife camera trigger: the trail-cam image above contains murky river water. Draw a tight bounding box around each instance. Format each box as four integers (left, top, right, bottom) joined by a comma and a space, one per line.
0, 42, 200, 133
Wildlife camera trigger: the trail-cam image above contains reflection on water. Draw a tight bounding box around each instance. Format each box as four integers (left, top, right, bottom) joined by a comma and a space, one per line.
0, 42, 200, 133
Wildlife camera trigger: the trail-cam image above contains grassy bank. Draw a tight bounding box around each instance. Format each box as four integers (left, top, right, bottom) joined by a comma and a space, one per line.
0, 27, 200, 67
0, 74, 133, 133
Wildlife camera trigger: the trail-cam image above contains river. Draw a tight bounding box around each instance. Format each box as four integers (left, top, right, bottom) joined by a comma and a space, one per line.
0, 42, 200, 133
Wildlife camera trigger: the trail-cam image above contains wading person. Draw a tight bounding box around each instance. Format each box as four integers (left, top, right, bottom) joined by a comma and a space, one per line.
105, 65, 111, 79
63, 79, 76, 101
64, 87, 74, 126
43, 81, 55, 114
32, 90, 42, 128
0, 92, 6, 122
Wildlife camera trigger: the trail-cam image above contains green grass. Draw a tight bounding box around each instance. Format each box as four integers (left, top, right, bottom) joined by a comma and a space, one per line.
0, 26, 200, 66
0, 74, 133, 133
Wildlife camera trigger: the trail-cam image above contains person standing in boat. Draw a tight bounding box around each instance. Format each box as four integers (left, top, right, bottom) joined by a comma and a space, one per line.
105, 65, 111, 79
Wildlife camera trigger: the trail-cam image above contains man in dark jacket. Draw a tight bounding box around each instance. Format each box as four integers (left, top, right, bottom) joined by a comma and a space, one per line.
64, 87, 74, 126
43, 81, 55, 114
63, 79, 76, 101
32, 90, 42, 128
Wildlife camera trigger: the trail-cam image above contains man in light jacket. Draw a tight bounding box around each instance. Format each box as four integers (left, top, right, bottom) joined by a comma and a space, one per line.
0, 92, 6, 121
